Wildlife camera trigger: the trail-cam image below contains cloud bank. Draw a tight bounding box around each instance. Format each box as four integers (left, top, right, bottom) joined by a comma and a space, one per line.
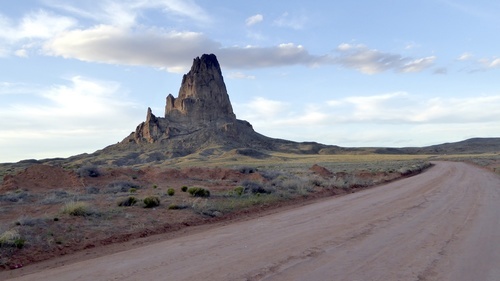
0, 76, 143, 162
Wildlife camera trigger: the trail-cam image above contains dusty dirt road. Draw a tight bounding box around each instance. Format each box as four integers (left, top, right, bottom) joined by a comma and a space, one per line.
5, 161, 500, 281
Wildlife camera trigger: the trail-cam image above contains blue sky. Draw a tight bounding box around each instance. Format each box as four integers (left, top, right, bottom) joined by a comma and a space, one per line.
1, 0, 500, 162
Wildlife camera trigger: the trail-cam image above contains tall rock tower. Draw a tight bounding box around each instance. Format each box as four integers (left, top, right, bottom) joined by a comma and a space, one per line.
132, 54, 245, 144
165, 54, 236, 122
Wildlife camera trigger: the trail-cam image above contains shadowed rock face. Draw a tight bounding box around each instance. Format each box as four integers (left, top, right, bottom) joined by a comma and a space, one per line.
132, 54, 248, 144
165, 54, 236, 122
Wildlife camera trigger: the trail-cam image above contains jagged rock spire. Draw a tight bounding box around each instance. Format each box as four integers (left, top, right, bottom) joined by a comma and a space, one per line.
165, 54, 236, 121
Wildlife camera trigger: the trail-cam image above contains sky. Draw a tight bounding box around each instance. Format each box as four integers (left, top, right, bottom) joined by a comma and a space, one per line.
1, 0, 500, 163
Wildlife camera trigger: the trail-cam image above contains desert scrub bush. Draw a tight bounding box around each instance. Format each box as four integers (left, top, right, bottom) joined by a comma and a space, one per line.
0, 229, 25, 249
15, 216, 47, 227
260, 170, 281, 180
117, 196, 138, 207
168, 203, 188, 210
143, 196, 160, 208
234, 186, 244, 196
77, 165, 100, 178
85, 186, 100, 194
167, 188, 175, 196
181, 186, 188, 192
61, 201, 94, 216
281, 178, 312, 195
106, 181, 141, 194
190, 198, 222, 217
241, 180, 272, 194
0, 190, 30, 203
238, 166, 257, 174
187, 187, 211, 197
39, 190, 70, 205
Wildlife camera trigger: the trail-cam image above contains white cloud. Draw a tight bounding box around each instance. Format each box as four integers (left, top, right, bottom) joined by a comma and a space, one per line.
44, 26, 328, 71
227, 72, 256, 80
0, 10, 77, 56
0, 10, 76, 42
479, 57, 500, 69
273, 12, 307, 30
246, 14, 263, 26
400, 56, 436, 73
14, 49, 28, 58
44, 25, 221, 72
334, 43, 436, 74
457, 52, 473, 61
234, 92, 500, 147
0, 76, 143, 162
46, 0, 211, 26
44, 28, 438, 74
239, 92, 500, 130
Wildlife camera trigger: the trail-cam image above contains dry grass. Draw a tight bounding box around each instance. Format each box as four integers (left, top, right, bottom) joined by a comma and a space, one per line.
60, 202, 95, 216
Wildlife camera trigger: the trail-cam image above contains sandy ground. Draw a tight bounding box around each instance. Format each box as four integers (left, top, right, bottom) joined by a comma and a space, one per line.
3, 161, 500, 281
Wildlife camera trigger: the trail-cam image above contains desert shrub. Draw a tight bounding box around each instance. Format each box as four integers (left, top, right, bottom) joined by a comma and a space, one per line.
0, 190, 30, 202
152, 184, 158, 189
241, 180, 271, 194
106, 181, 141, 194
281, 178, 312, 194
39, 190, 70, 205
238, 166, 257, 174
85, 186, 100, 194
187, 187, 211, 198
309, 176, 325, 187
168, 203, 188, 210
77, 165, 100, 178
129, 187, 137, 193
15, 216, 47, 227
117, 196, 138, 207
181, 186, 188, 192
143, 196, 160, 208
260, 170, 281, 180
61, 201, 94, 216
233, 186, 244, 196
0, 229, 25, 249
167, 188, 175, 196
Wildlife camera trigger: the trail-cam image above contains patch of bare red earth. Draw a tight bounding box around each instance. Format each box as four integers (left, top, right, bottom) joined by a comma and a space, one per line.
2, 161, 499, 280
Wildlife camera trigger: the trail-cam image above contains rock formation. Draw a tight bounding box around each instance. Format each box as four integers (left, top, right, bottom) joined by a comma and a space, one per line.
165, 54, 236, 121
95, 53, 337, 164
132, 54, 244, 145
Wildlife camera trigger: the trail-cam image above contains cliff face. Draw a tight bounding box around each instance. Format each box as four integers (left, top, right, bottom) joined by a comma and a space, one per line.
165, 54, 236, 122
131, 54, 250, 145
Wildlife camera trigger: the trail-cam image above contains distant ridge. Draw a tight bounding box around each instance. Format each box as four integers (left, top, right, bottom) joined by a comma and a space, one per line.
375, 137, 500, 155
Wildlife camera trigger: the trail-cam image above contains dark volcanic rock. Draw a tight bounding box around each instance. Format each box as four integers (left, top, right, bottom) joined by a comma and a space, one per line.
165, 54, 236, 122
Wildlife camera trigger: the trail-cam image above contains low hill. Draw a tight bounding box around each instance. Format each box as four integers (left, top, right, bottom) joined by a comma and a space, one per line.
374, 138, 500, 155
